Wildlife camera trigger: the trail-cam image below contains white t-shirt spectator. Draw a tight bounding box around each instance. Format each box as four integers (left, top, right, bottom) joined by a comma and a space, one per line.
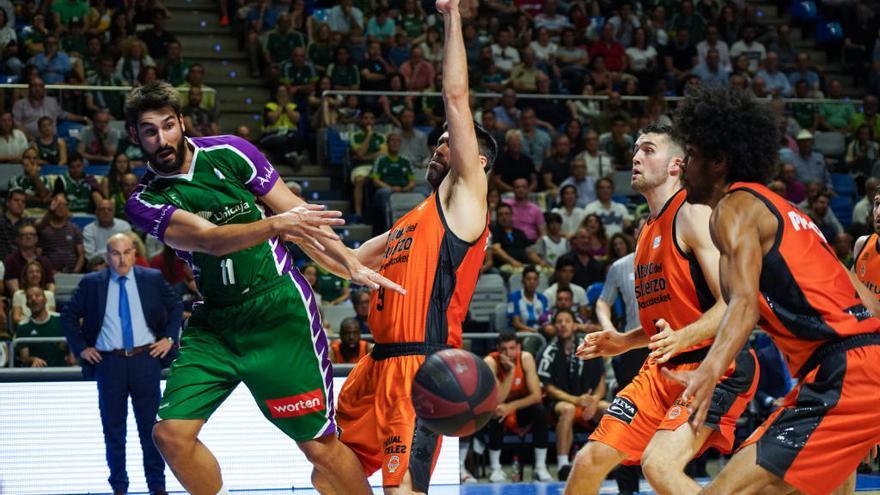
82, 217, 132, 259
533, 235, 569, 267
625, 45, 658, 72
696, 39, 731, 70
530, 40, 558, 64
583, 199, 633, 236
551, 206, 588, 237
543, 282, 588, 308
491, 44, 521, 74
730, 40, 766, 73
0, 129, 30, 162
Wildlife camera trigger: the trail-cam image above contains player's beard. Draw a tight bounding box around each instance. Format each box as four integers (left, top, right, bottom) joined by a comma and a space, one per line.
426, 159, 449, 190
149, 137, 187, 174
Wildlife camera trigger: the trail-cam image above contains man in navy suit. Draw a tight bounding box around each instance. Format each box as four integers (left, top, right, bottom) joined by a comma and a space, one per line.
62, 232, 183, 495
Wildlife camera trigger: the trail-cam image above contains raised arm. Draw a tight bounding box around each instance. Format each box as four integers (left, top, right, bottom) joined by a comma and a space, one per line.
665, 192, 769, 429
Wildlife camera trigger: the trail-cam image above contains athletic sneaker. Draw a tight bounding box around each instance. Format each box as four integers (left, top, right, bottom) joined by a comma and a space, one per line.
535, 466, 554, 482
461, 468, 478, 484
489, 468, 508, 482
557, 464, 572, 481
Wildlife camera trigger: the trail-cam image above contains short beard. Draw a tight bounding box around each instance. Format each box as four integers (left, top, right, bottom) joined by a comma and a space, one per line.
426, 165, 448, 190
149, 137, 188, 174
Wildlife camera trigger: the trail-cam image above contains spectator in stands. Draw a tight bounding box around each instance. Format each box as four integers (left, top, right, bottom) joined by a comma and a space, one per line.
396, 108, 428, 167
508, 266, 551, 333
781, 130, 831, 187
76, 110, 119, 166
601, 116, 634, 171
538, 309, 607, 481
33, 116, 68, 165
575, 130, 611, 180
83, 198, 131, 259
138, 9, 175, 60
556, 28, 590, 94
730, 25, 766, 74
559, 158, 597, 208
15, 286, 70, 367
61, 233, 180, 495
492, 131, 537, 193
544, 256, 590, 308
85, 55, 126, 120
4, 222, 55, 295
349, 110, 386, 221
835, 231, 855, 267
52, 0, 89, 29
788, 52, 821, 94
365, 6, 394, 48
11, 259, 56, 325
53, 152, 102, 213
330, 317, 372, 364
37, 193, 84, 273
371, 132, 416, 228
326, 0, 364, 38
81, 35, 102, 79
399, 45, 435, 93
22, 13, 48, 58
696, 23, 731, 71
182, 86, 219, 137
260, 13, 304, 79
29, 34, 73, 84
590, 23, 626, 74
106, 11, 133, 59
158, 39, 189, 87
315, 263, 350, 307
387, 31, 412, 69
505, 177, 545, 244
850, 94, 880, 138
539, 286, 593, 337
176, 63, 216, 114
846, 124, 880, 178
542, 135, 573, 197
0, 8, 21, 77
509, 47, 546, 94
778, 162, 807, 205
583, 177, 632, 236
756, 51, 792, 97
625, 27, 659, 93
530, 27, 558, 65
114, 38, 156, 85
534, 212, 570, 270
806, 191, 844, 241
663, 27, 698, 91
557, 227, 605, 289
279, 46, 317, 102
691, 46, 729, 89
0, 111, 30, 164
671, 0, 706, 41
853, 177, 879, 226
580, 213, 609, 259
818, 80, 855, 132
114, 172, 139, 220
327, 46, 360, 91
260, 85, 306, 165
491, 203, 545, 274
0, 190, 26, 260
552, 184, 588, 237
789, 80, 818, 132
351, 289, 371, 334
100, 153, 131, 200
9, 148, 52, 206
300, 263, 322, 306
13, 78, 88, 139
359, 40, 392, 97
519, 108, 551, 168
484, 332, 551, 482
492, 88, 522, 132
491, 29, 519, 76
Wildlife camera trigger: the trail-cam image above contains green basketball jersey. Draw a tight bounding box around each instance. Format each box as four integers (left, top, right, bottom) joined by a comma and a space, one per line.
126, 136, 299, 305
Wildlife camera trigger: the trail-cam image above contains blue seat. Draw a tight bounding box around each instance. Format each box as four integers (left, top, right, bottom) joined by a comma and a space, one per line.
40, 164, 66, 175
133, 167, 149, 178
326, 127, 350, 167
586, 282, 604, 306
831, 173, 856, 198
85, 165, 110, 176
70, 214, 95, 230
831, 195, 854, 229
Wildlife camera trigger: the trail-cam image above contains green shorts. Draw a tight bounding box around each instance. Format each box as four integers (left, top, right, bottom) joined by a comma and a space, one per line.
158, 276, 336, 441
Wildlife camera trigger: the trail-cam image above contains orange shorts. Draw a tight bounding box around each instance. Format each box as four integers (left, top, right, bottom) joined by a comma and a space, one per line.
336, 354, 442, 490
590, 346, 758, 464
741, 341, 880, 495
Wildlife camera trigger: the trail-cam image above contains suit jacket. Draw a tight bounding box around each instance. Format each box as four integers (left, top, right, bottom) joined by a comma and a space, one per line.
61, 266, 183, 378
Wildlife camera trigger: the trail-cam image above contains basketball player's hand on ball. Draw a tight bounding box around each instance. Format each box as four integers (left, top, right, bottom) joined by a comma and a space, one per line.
648, 319, 687, 363
279, 203, 345, 251
661, 366, 714, 431
576, 329, 628, 359
349, 262, 406, 295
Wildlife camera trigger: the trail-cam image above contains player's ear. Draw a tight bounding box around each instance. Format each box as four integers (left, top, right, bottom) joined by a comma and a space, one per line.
668, 155, 684, 174
178, 114, 186, 135
127, 123, 139, 145
479, 155, 489, 172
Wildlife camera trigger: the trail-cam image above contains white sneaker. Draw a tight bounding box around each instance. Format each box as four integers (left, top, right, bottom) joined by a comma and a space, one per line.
489, 468, 508, 482
461, 468, 478, 483
535, 466, 554, 482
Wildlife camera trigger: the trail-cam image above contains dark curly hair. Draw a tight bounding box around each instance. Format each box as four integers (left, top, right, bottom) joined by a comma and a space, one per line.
673, 88, 778, 184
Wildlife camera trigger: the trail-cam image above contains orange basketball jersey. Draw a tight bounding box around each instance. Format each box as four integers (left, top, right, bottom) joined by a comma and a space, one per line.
332, 340, 369, 364
490, 351, 528, 401
855, 233, 880, 298
634, 188, 715, 351
727, 182, 880, 376
368, 192, 490, 348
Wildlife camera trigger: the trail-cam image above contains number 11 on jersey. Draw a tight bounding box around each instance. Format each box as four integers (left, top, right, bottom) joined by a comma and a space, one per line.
221, 258, 236, 285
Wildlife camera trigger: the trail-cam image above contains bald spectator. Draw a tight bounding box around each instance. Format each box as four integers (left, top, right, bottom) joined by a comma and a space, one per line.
37, 193, 84, 273
13, 78, 87, 138
756, 52, 792, 97
83, 198, 131, 259
0, 112, 30, 163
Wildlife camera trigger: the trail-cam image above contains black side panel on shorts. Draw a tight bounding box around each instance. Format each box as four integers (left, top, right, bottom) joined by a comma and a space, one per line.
425, 195, 473, 344
756, 348, 847, 478
704, 347, 757, 428
409, 418, 441, 493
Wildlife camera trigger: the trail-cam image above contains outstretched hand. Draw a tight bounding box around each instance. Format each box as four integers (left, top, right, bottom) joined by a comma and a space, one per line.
575, 329, 628, 359
648, 319, 688, 364
662, 366, 715, 431
349, 261, 406, 295
279, 203, 345, 251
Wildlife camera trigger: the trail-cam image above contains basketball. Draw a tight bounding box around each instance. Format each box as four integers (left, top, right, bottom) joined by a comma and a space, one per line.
411, 349, 498, 436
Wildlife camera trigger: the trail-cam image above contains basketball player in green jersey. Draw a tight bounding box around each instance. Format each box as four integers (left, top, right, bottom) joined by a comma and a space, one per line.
124, 81, 404, 495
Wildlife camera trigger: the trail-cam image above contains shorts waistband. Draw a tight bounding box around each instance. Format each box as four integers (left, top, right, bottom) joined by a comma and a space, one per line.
665, 345, 711, 365
797, 333, 880, 379
203, 276, 291, 308
370, 342, 451, 360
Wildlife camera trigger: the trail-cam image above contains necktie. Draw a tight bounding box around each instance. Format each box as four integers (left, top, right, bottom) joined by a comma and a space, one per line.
118, 276, 134, 353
